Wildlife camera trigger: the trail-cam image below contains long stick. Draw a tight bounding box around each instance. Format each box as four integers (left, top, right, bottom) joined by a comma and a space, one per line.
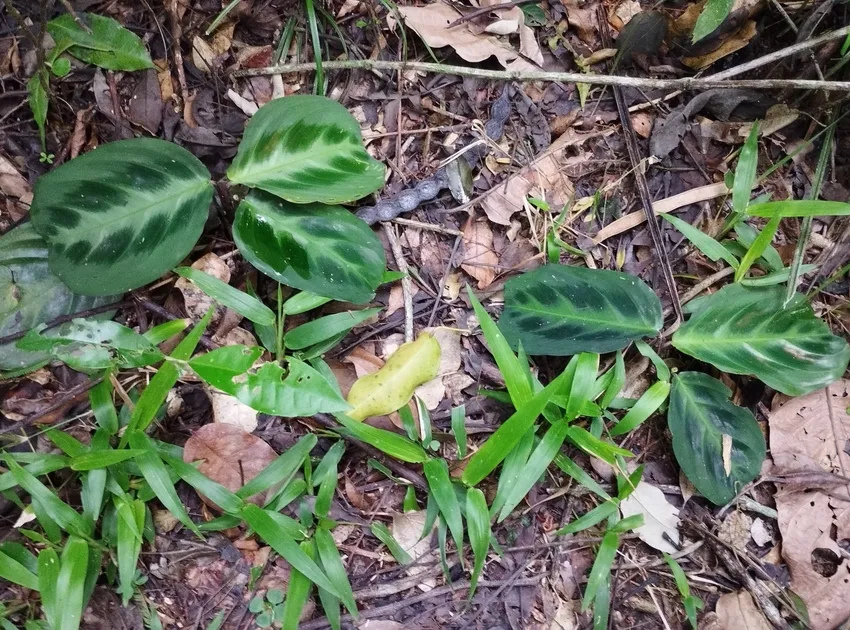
234, 26, 850, 92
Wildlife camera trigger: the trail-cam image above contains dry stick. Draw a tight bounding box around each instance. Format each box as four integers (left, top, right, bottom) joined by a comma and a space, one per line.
383, 223, 414, 342
234, 24, 850, 90
599, 8, 682, 322
58, 0, 92, 33
168, 0, 194, 127
311, 412, 427, 491
0, 377, 103, 435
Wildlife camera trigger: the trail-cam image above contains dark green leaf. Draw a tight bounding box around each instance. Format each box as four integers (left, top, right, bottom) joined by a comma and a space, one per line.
38, 548, 60, 628
30, 138, 213, 296
660, 213, 738, 268
70, 449, 143, 471
233, 191, 385, 304
282, 540, 315, 630
734, 222, 783, 272
227, 95, 384, 204
566, 426, 632, 464
188, 345, 263, 395
27, 70, 48, 150
669, 372, 765, 504
0, 225, 118, 374
234, 359, 349, 416
160, 452, 245, 515
370, 522, 412, 564
174, 267, 275, 326
565, 352, 599, 420
735, 214, 781, 282
55, 536, 90, 630
672, 284, 850, 396
731, 122, 760, 216
423, 458, 464, 555
0, 456, 69, 492
115, 498, 144, 605
499, 265, 662, 356
285, 308, 380, 350
556, 500, 619, 535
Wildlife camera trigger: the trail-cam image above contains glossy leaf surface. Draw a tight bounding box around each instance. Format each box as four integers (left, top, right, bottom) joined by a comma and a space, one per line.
0, 225, 117, 373
669, 372, 765, 505
499, 265, 662, 356
30, 138, 213, 296
233, 191, 385, 304
672, 284, 850, 396
227, 95, 384, 204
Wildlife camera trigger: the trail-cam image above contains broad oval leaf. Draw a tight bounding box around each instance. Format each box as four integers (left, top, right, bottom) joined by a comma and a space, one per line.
30, 138, 213, 296
346, 333, 440, 421
234, 359, 350, 417
672, 284, 850, 396
227, 95, 385, 204
669, 372, 765, 505
0, 225, 118, 374
499, 265, 663, 356
233, 191, 385, 304
47, 13, 153, 71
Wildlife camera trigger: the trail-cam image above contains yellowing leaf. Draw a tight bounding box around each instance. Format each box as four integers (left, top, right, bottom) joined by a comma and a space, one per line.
346, 333, 441, 421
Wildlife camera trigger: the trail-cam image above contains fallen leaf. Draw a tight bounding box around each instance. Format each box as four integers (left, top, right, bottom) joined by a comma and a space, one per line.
683, 20, 757, 69
347, 333, 441, 421
183, 423, 278, 507
679, 469, 696, 506
191, 23, 234, 74
769, 379, 850, 630
360, 622, 405, 630
716, 590, 772, 630
619, 480, 681, 553
750, 518, 772, 547
610, 0, 641, 28
343, 346, 384, 379
175, 253, 231, 322
718, 510, 753, 551
154, 59, 174, 102
392, 509, 435, 575
393, 3, 539, 72
698, 104, 799, 144
386, 282, 420, 318
206, 386, 258, 432
461, 212, 498, 289
0, 155, 32, 204
631, 112, 653, 138
127, 69, 163, 134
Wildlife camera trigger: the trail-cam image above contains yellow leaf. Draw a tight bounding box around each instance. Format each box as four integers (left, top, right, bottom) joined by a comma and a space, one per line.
346, 333, 441, 421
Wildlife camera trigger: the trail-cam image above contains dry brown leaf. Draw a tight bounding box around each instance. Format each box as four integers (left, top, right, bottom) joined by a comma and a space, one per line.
191, 23, 234, 74
343, 346, 384, 378
562, 0, 598, 45
392, 509, 435, 569
610, 0, 641, 28
183, 423, 277, 507
461, 213, 498, 289
631, 112, 653, 138
769, 379, 850, 630
0, 155, 31, 202
393, 3, 539, 71
386, 282, 420, 317
683, 20, 757, 69
206, 386, 258, 432
718, 510, 753, 551
154, 59, 174, 102
698, 104, 799, 144
716, 591, 772, 630
679, 469, 696, 506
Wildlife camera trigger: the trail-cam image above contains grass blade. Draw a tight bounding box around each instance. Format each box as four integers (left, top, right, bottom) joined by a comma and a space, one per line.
116, 498, 145, 605
465, 487, 491, 598
462, 366, 573, 486
491, 426, 535, 516
38, 548, 59, 628
159, 451, 245, 515
734, 213, 781, 282
451, 405, 467, 458
565, 352, 599, 420
610, 380, 670, 436
174, 267, 275, 326
56, 536, 89, 630
370, 522, 412, 564
314, 528, 358, 616
661, 213, 739, 269
237, 434, 317, 500
731, 122, 760, 219
89, 377, 118, 435
598, 351, 626, 409
556, 500, 619, 535
304, 0, 324, 93
70, 449, 144, 471
423, 458, 464, 557
0, 548, 39, 590
581, 531, 619, 611
333, 413, 428, 463
282, 540, 316, 630
567, 426, 632, 464
748, 200, 850, 218
285, 308, 381, 350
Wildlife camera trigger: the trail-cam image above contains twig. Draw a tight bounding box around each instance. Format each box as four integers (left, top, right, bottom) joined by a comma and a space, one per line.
234, 22, 850, 91
599, 8, 682, 322
662, 267, 735, 318
167, 0, 194, 127
58, 0, 91, 33
383, 223, 414, 343
0, 377, 103, 435
428, 234, 462, 328
446, 0, 539, 28
312, 413, 427, 491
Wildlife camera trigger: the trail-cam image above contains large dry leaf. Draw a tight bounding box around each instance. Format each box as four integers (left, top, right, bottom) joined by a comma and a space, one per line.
183, 423, 277, 507
769, 379, 850, 630
392, 509, 435, 565
619, 480, 681, 553
394, 3, 539, 72
415, 327, 464, 410
716, 590, 772, 630
461, 213, 498, 289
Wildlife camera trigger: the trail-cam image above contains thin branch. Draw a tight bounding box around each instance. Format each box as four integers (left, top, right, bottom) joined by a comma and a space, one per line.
234, 25, 850, 91
446, 0, 539, 28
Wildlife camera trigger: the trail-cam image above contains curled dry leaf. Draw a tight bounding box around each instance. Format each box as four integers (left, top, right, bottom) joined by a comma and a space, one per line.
183, 423, 277, 507
717, 510, 753, 551
346, 333, 441, 421
393, 3, 540, 72
769, 379, 850, 630
191, 23, 234, 74
619, 480, 681, 554
461, 212, 499, 290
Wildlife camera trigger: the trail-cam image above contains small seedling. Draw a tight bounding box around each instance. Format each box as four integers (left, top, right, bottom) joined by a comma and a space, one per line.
249, 589, 284, 628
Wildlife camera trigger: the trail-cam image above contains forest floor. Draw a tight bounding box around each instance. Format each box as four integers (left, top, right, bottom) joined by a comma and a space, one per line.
1, 0, 850, 629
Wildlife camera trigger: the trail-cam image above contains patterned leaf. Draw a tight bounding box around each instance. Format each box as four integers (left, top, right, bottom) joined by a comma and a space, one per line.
30, 138, 213, 296
233, 191, 385, 304
672, 284, 850, 396
227, 95, 385, 204
46, 13, 153, 71
0, 225, 117, 374
669, 372, 765, 504
499, 265, 663, 356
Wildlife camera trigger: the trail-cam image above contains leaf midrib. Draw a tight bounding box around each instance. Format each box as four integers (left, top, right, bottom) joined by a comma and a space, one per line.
511, 302, 657, 334
230, 141, 367, 186
58, 178, 210, 244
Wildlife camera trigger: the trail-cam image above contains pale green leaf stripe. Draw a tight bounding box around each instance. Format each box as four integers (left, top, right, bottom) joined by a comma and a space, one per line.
228, 95, 385, 205
175, 267, 275, 326
30, 138, 213, 296
748, 200, 850, 218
